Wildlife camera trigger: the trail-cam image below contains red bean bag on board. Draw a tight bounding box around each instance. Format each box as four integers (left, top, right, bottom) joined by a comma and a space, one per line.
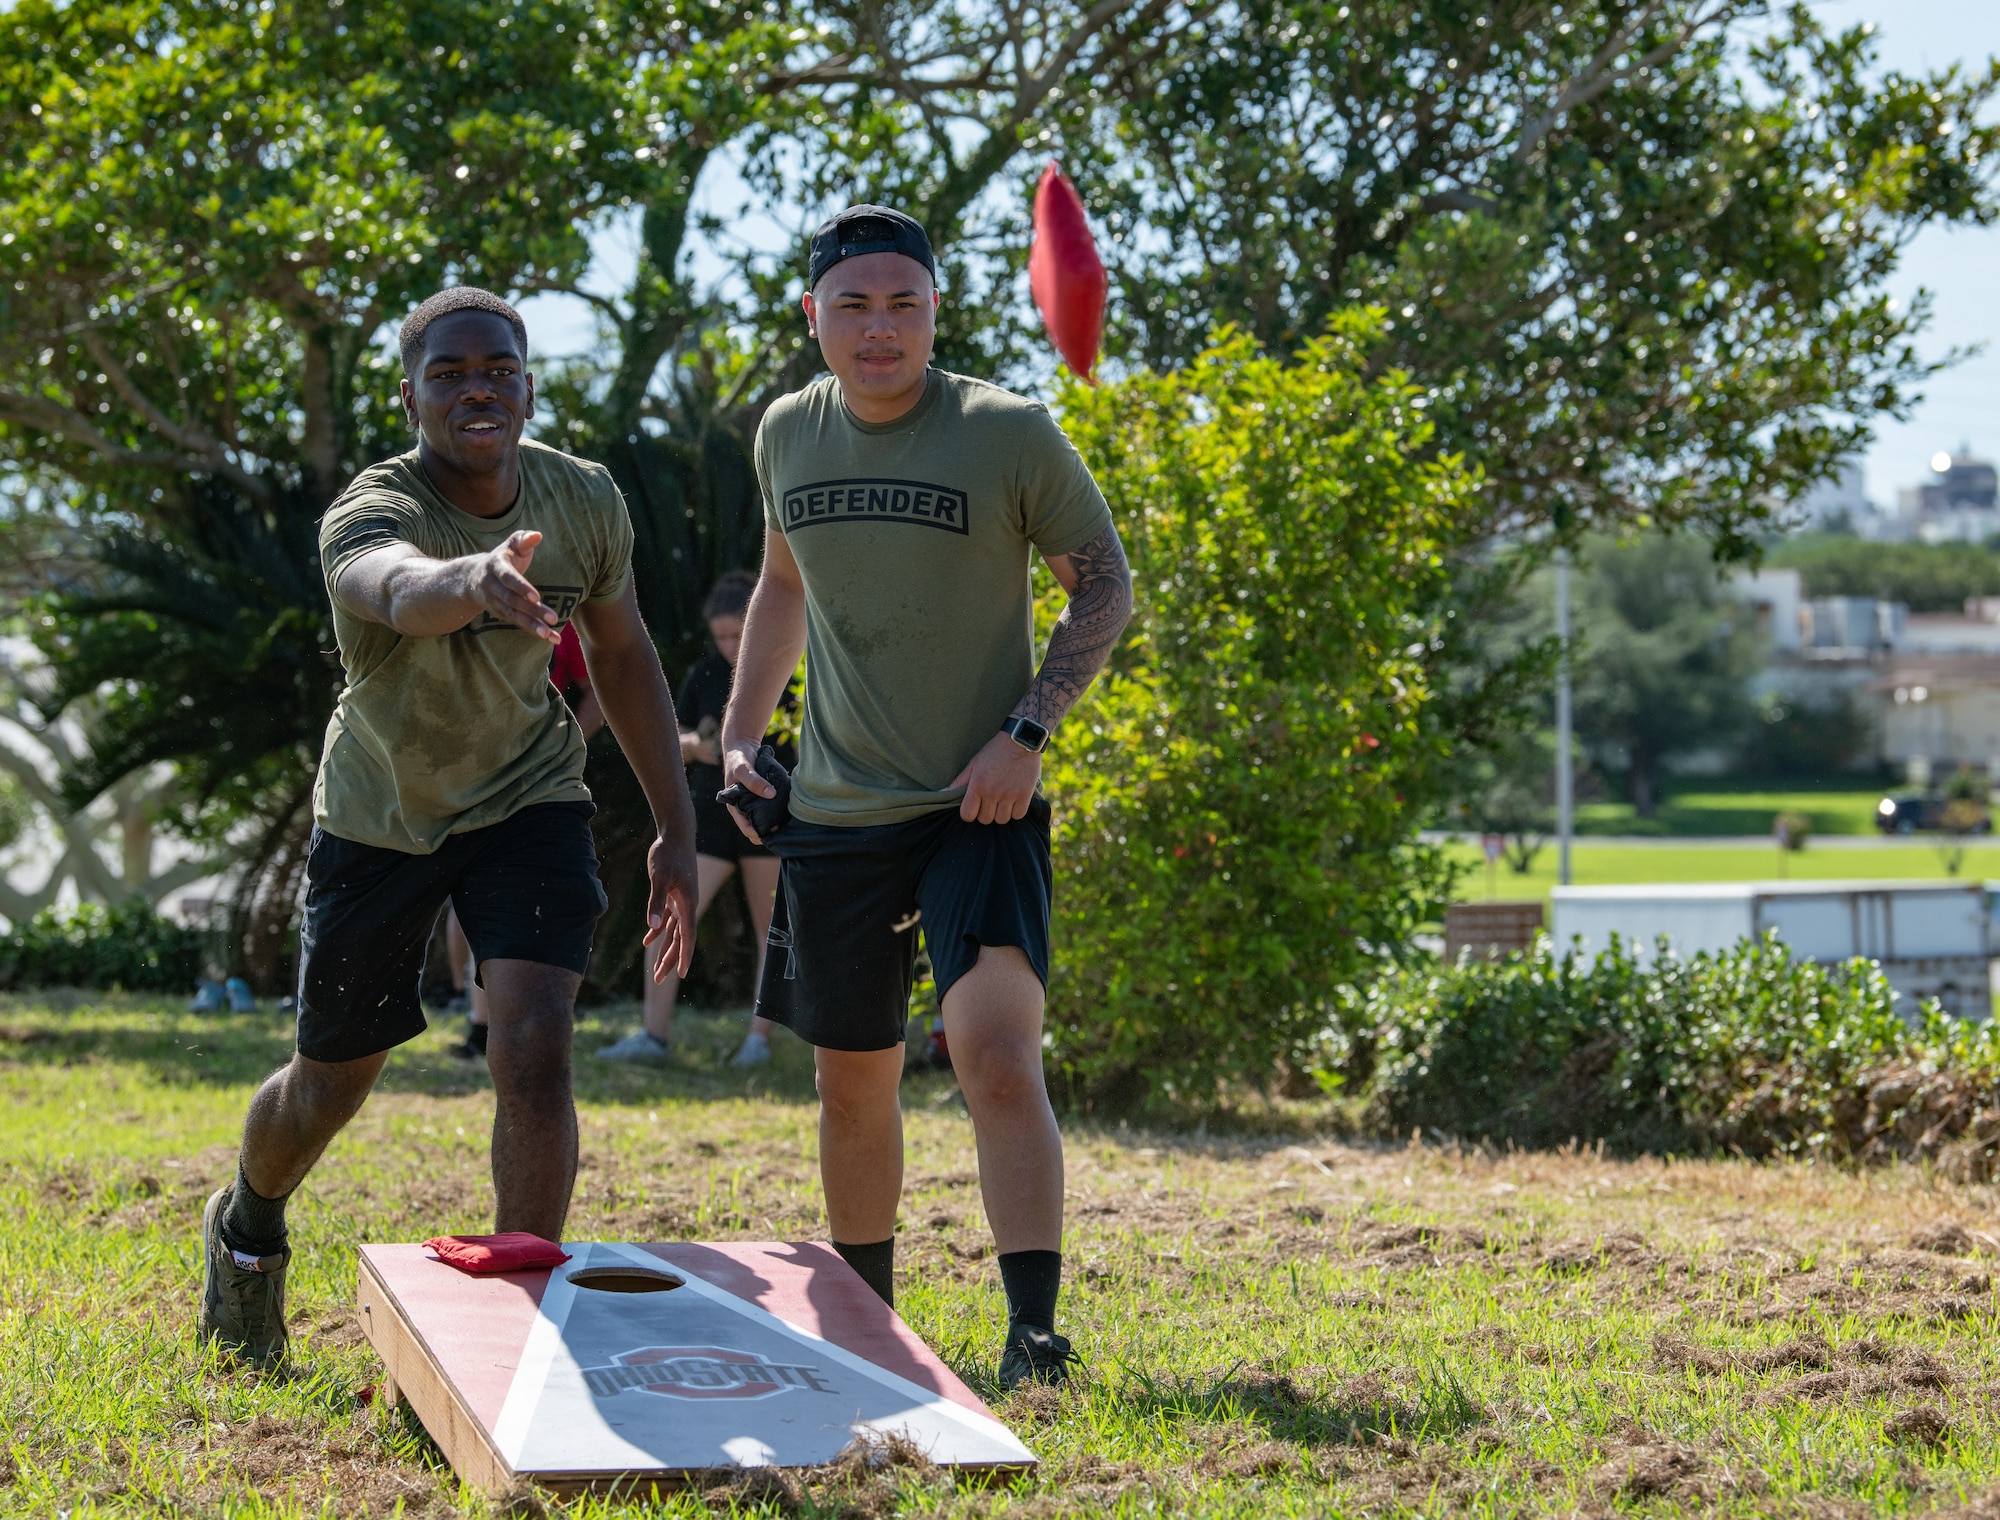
423, 1231, 571, 1275
1029, 161, 1107, 384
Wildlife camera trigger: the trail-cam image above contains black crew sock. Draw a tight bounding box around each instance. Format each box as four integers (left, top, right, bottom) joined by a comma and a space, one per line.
465, 1019, 489, 1055
998, 1249, 1062, 1333
221, 1159, 291, 1257
832, 1237, 895, 1308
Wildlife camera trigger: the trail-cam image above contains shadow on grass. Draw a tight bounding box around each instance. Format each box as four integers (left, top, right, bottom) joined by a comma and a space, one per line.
1100, 1362, 1484, 1450
0, 993, 1338, 1136
0, 994, 827, 1108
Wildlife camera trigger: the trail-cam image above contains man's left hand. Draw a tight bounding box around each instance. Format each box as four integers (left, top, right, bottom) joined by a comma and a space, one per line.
642, 829, 700, 982
950, 730, 1041, 824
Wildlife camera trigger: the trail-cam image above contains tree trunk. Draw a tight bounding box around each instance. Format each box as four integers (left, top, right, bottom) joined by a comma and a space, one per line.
1630, 751, 1659, 818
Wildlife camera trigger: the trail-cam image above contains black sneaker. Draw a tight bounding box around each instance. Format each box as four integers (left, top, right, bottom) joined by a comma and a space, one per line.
998, 1322, 1076, 1391
198, 1186, 290, 1367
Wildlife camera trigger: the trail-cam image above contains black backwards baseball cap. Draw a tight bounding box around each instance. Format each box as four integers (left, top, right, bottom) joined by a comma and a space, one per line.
807, 205, 936, 290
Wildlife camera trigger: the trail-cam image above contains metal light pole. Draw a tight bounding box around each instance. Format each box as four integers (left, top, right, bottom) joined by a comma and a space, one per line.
1554, 547, 1574, 887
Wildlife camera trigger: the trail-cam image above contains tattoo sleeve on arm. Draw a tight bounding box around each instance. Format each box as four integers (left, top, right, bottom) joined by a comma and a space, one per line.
1015, 523, 1134, 731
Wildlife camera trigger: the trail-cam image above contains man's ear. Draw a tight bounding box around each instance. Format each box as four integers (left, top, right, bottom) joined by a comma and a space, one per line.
525, 371, 535, 419
399, 376, 417, 430
801, 290, 818, 338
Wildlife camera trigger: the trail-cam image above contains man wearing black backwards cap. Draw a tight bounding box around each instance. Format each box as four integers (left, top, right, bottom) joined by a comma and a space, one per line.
719, 206, 1132, 1388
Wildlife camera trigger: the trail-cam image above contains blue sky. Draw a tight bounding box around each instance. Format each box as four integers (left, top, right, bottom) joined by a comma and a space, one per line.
520, 1, 2000, 509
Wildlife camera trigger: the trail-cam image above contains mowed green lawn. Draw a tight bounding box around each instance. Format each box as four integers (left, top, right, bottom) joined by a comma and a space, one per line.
7, 996, 2000, 1515
1575, 780, 1892, 838
1446, 837, 2000, 907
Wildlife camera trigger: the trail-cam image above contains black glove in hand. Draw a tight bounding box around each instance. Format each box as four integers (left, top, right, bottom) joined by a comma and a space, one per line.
717, 744, 792, 843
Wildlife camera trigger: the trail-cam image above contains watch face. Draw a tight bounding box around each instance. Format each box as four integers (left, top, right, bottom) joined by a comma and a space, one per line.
1009, 718, 1051, 752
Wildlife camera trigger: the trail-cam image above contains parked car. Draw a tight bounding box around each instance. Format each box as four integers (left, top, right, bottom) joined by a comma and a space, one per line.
1875, 792, 1992, 835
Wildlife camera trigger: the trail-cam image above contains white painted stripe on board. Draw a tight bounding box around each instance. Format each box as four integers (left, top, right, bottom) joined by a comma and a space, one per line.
600, 1242, 1034, 1463
489, 1241, 589, 1468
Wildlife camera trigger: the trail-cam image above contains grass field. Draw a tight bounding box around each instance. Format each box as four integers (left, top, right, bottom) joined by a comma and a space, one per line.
1575, 779, 1893, 839
10, 996, 2000, 1515
1445, 836, 2000, 907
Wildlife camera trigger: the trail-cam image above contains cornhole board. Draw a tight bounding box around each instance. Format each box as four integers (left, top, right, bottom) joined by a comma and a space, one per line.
356, 1240, 1034, 1496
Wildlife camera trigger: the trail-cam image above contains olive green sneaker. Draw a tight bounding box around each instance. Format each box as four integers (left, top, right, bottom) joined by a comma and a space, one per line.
998, 1323, 1076, 1391
198, 1186, 290, 1367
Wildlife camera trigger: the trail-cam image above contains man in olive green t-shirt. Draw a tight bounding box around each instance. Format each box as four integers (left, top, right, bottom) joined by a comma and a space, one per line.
721, 206, 1134, 1389
195, 288, 699, 1369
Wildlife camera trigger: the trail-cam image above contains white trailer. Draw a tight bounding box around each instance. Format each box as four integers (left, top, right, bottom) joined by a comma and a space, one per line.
1548, 880, 1994, 1021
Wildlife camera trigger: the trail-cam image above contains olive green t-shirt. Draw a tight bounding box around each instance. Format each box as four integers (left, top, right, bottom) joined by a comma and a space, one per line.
314, 440, 634, 853
755, 369, 1113, 826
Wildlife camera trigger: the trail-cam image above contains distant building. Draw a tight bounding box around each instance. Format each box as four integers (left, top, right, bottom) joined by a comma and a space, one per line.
1899, 448, 2000, 545
1730, 568, 2000, 779
1734, 567, 1803, 653
1790, 459, 1875, 533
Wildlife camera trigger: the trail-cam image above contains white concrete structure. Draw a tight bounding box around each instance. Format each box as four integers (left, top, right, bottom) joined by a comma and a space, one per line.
1734, 568, 1803, 653
1549, 880, 1993, 1019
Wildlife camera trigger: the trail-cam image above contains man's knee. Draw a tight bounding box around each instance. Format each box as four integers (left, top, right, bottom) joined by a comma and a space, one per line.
953, 1033, 1048, 1111
284, 1051, 386, 1123
815, 1048, 901, 1125
483, 962, 579, 1067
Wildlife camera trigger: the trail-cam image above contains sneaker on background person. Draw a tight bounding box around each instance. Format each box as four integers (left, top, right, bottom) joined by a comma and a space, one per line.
448, 1016, 489, 1061
731, 1029, 772, 1066
597, 1028, 673, 1064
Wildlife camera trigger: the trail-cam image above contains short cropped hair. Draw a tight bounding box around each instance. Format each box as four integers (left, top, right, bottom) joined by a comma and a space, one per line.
399, 287, 528, 376
702, 569, 758, 623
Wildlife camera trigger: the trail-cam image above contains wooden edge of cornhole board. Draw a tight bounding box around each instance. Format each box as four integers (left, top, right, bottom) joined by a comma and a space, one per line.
357, 1240, 1035, 1497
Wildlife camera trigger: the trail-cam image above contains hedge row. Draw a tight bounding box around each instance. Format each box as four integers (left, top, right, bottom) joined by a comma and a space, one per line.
1326, 935, 2000, 1174
0, 902, 205, 993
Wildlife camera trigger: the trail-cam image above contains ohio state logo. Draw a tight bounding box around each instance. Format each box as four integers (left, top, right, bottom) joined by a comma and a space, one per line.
580, 1346, 835, 1401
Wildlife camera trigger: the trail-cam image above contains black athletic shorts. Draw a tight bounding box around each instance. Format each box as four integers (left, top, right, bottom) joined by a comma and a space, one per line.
295, 801, 607, 1064
753, 796, 1052, 1052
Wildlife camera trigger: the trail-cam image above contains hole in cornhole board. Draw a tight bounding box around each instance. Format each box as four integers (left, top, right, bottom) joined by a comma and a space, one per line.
356, 1239, 1035, 1498
568, 1266, 684, 1294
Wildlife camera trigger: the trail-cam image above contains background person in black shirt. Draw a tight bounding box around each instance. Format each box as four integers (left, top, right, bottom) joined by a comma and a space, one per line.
599, 572, 792, 1065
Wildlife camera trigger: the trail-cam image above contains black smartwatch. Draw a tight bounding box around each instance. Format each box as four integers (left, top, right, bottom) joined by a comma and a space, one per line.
1001, 716, 1051, 753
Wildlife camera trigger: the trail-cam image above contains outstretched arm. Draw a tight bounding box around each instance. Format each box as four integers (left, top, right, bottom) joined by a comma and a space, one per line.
952, 520, 1134, 824
574, 583, 700, 981
333, 529, 561, 644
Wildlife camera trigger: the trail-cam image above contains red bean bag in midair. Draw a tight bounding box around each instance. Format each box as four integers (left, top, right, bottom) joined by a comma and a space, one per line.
1030, 161, 1107, 384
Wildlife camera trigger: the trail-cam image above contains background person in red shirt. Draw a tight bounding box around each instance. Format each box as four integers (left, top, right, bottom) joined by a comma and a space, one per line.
448, 620, 603, 1059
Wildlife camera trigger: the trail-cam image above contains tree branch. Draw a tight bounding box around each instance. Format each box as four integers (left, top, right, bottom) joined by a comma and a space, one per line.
1511, 1, 1744, 166
77, 331, 276, 506
0, 388, 205, 476
516, 277, 627, 323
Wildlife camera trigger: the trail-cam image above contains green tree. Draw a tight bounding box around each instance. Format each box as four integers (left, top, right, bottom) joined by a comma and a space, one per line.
1446, 726, 1557, 874
1062, 1, 1999, 554
1570, 533, 1761, 815
1042, 319, 1472, 1104
1767, 533, 2000, 613
0, 0, 1192, 982
0, 0, 656, 976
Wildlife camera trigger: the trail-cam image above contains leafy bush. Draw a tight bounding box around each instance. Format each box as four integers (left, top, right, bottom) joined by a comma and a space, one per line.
1041, 320, 1474, 1106
1332, 934, 2000, 1162
0, 902, 205, 993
